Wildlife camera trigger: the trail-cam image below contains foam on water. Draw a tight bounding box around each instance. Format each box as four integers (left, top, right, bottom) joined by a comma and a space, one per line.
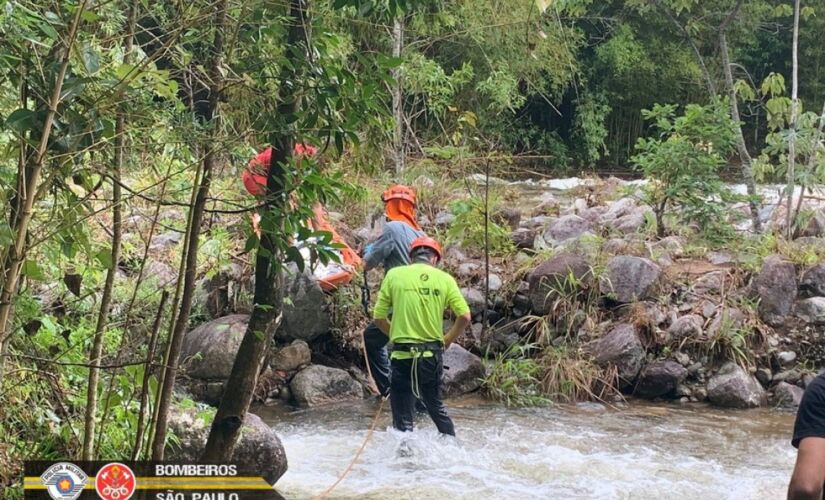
260, 401, 796, 499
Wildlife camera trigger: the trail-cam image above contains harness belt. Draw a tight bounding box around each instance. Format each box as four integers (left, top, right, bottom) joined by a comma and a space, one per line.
390, 341, 443, 360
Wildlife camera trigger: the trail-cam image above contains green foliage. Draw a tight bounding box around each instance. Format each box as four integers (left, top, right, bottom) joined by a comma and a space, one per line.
573, 92, 611, 164
483, 343, 550, 407
633, 100, 737, 239
446, 195, 515, 257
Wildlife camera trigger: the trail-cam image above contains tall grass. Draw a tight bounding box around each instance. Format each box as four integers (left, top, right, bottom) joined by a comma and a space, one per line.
483, 340, 619, 407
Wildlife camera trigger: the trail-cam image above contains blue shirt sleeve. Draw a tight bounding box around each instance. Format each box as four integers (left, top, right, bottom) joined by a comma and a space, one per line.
364, 228, 393, 271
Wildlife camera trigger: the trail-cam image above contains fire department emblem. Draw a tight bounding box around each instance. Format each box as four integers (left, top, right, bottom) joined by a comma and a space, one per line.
95, 462, 136, 500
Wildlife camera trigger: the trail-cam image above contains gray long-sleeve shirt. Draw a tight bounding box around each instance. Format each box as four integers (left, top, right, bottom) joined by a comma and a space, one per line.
363, 221, 424, 272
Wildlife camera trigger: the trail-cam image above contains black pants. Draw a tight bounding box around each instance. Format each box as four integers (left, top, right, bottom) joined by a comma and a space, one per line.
363, 322, 392, 396
390, 352, 455, 436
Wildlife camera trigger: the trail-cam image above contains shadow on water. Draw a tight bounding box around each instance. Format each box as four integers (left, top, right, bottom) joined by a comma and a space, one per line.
256, 398, 797, 500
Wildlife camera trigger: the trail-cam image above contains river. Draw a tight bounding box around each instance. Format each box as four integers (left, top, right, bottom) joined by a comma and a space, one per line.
256, 398, 797, 499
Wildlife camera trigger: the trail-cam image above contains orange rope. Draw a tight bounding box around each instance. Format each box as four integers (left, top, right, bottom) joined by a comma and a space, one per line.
312, 396, 386, 499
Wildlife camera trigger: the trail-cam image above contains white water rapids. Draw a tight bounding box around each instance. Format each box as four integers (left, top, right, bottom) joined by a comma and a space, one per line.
257, 398, 796, 499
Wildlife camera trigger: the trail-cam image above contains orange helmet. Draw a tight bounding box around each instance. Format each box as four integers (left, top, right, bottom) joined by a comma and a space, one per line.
410, 236, 442, 262
381, 185, 417, 205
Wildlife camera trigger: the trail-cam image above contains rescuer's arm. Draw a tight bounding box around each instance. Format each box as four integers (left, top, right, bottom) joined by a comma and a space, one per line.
444, 312, 471, 348
373, 272, 393, 337
788, 437, 825, 500
443, 278, 471, 348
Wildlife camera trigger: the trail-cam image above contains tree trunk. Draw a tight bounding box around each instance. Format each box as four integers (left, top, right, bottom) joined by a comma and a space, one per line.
719, 9, 762, 234
785, 0, 801, 239
792, 102, 825, 231
200, 0, 307, 461
81, 0, 137, 460
392, 15, 405, 173
150, 1, 225, 459
0, 0, 90, 381
131, 290, 168, 460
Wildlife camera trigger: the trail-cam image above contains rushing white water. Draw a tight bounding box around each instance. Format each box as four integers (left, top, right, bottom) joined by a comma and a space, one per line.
258, 398, 796, 500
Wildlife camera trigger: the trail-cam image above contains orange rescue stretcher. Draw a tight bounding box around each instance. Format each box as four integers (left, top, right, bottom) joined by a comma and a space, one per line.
243, 147, 361, 292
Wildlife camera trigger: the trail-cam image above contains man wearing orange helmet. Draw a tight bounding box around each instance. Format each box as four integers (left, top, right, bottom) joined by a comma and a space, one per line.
373, 236, 470, 436
361, 185, 425, 396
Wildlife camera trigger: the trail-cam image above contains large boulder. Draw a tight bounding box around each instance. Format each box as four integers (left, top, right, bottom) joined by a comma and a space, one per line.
271, 340, 312, 372
167, 408, 287, 485
278, 272, 331, 342
543, 215, 592, 244
800, 263, 825, 298
771, 381, 805, 408
587, 323, 645, 385
753, 255, 797, 326
441, 344, 485, 398
634, 360, 687, 399
290, 364, 363, 407
796, 297, 825, 325
707, 363, 767, 409
461, 287, 486, 317
601, 256, 661, 303
526, 253, 592, 315
181, 315, 249, 380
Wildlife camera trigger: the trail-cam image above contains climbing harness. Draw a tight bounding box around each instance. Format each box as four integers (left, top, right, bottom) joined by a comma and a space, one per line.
392, 343, 440, 400
312, 396, 386, 499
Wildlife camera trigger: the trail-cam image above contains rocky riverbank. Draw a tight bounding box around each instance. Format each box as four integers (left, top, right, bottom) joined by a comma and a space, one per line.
169, 175, 825, 416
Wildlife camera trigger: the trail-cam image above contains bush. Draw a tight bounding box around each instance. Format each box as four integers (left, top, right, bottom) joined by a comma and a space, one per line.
446, 195, 515, 257
632, 100, 738, 240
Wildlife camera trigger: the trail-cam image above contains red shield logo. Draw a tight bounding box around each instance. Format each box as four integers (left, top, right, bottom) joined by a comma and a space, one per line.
95, 463, 136, 500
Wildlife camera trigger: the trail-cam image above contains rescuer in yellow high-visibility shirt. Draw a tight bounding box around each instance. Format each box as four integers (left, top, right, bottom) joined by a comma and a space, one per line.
373, 236, 470, 436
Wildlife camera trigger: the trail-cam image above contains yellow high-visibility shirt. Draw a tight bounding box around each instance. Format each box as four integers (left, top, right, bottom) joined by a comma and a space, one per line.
373, 262, 470, 345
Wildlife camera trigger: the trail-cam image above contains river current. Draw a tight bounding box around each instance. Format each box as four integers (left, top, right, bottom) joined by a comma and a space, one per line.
256, 398, 796, 499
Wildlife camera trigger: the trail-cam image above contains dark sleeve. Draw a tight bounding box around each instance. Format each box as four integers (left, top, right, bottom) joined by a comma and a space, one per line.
793, 374, 825, 448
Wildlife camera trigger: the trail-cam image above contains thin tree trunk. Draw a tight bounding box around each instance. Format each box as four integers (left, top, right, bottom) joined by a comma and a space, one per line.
81, 0, 136, 460
785, 0, 801, 239
145, 154, 201, 458
793, 101, 825, 230
0, 0, 90, 380
131, 290, 168, 460
150, 3, 223, 460
95, 163, 172, 454
482, 157, 490, 331
200, 0, 306, 461
719, 1, 762, 233
392, 15, 405, 173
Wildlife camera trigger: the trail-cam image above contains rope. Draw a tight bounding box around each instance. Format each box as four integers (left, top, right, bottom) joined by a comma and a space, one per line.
312, 396, 386, 500
411, 353, 422, 400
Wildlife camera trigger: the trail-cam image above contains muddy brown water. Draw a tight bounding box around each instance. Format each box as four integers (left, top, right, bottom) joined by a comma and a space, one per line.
256, 397, 796, 499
